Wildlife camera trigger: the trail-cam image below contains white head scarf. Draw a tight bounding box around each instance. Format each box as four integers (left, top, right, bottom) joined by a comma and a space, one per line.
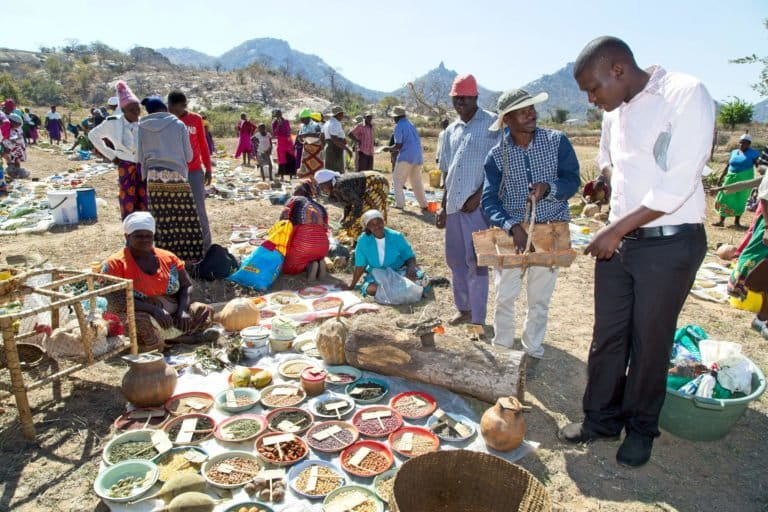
361, 209, 384, 228
123, 211, 155, 235
315, 169, 341, 185
740, 133, 752, 143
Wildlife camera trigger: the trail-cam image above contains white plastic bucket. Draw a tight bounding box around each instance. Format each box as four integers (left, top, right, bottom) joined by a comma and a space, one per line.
47, 190, 79, 225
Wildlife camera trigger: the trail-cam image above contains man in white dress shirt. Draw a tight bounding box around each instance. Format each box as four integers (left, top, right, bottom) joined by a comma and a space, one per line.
560, 36, 714, 467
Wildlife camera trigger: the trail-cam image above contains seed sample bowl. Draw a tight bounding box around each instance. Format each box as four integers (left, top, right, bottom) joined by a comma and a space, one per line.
388, 426, 440, 458
113, 407, 168, 432
163, 413, 216, 445
152, 446, 208, 482
310, 392, 356, 419
266, 407, 314, 435
221, 503, 275, 512
306, 421, 360, 454
325, 365, 362, 387
103, 429, 161, 466
215, 414, 268, 443
203, 451, 263, 489
254, 431, 309, 467
425, 412, 476, 443
323, 485, 384, 512
288, 459, 346, 499
278, 358, 316, 379
352, 406, 403, 438
339, 441, 394, 478
93, 460, 159, 503
215, 387, 261, 413
259, 383, 307, 409
373, 467, 398, 504
164, 391, 214, 416
389, 391, 437, 420
346, 378, 389, 404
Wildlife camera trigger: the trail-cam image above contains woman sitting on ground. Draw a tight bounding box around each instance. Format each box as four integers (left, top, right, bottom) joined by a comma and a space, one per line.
348, 210, 427, 297
280, 181, 330, 280
104, 212, 217, 352
315, 169, 389, 242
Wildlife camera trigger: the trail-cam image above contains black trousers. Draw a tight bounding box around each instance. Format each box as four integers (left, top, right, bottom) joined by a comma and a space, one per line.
583, 228, 707, 439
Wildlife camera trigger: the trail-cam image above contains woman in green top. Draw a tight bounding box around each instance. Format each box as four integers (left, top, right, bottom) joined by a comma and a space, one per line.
714, 133, 761, 228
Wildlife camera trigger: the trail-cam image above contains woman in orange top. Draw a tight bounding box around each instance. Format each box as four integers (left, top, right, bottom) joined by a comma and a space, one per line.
103, 211, 217, 352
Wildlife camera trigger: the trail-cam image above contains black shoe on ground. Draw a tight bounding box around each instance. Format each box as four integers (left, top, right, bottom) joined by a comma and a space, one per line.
616, 432, 653, 467
558, 422, 620, 444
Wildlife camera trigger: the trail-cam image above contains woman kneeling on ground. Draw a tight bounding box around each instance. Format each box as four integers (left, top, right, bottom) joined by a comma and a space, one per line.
347, 210, 427, 297
104, 211, 218, 352
280, 180, 330, 280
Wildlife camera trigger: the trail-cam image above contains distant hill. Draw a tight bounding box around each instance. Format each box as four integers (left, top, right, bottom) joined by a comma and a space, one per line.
520, 62, 591, 120
159, 38, 385, 101
754, 98, 768, 123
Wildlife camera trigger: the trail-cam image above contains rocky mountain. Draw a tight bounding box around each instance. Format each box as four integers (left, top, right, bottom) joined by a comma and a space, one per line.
159, 38, 384, 101
754, 98, 768, 123
520, 62, 591, 120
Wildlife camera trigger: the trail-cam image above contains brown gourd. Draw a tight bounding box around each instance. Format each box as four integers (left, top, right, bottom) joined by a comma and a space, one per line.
131, 473, 206, 505
152, 492, 219, 512
215, 298, 261, 332
315, 303, 349, 365
480, 396, 526, 451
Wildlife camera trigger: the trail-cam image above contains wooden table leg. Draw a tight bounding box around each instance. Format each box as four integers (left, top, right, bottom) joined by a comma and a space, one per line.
1, 317, 36, 440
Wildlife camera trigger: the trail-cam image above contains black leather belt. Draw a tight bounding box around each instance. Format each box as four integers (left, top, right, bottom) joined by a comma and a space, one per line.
623, 223, 703, 240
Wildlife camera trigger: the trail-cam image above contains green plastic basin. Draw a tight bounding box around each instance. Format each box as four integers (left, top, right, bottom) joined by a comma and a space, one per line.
660, 359, 766, 441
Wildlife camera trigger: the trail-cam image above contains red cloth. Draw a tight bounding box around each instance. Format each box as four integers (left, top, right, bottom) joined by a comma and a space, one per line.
179, 111, 212, 172
104, 247, 184, 298
282, 224, 329, 274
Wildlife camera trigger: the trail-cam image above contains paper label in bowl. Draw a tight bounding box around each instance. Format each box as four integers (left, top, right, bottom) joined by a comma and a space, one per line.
263, 433, 294, 445
361, 410, 391, 420
348, 446, 371, 466
312, 425, 342, 441
272, 387, 298, 396
151, 430, 173, 454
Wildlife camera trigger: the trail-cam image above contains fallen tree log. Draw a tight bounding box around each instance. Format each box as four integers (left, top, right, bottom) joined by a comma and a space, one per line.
344, 317, 526, 403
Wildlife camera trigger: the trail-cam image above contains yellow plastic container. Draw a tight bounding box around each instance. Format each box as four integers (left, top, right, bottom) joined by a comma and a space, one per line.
429, 169, 442, 188
729, 290, 763, 313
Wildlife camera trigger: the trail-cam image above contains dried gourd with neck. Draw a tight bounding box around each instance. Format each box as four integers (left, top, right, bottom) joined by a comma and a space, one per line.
215, 297, 261, 332
315, 302, 349, 365
480, 396, 526, 451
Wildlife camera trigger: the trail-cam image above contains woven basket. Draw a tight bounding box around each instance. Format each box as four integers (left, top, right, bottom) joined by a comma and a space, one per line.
392, 450, 551, 512
0, 343, 47, 369
473, 224, 576, 269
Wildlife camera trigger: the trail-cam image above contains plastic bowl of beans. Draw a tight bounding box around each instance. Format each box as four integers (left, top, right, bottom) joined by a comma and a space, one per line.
309, 392, 356, 419
287, 459, 346, 499
163, 413, 216, 446
306, 421, 359, 453
389, 391, 437, 420
265, 407, 314, 435
345, 378, 389, 404
352, 406, 403, 438
259, 384, 307, 409
215, 387, 261, 413
214, 414, 268, 443
323, 485, 384, 512
202, 451, 263, 489
388, 426, 440, 458
339, 441, 394, 478
254, 431, 309, 467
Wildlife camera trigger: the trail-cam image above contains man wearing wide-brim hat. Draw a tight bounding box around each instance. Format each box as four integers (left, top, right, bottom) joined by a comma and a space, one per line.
481, 88, 580, 367
387, 106, 428, 210
323, 105, 352, 173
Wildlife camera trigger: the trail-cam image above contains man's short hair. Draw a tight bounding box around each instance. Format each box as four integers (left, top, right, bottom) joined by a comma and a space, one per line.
167, 90, 187, 106
574, 36, 636, 77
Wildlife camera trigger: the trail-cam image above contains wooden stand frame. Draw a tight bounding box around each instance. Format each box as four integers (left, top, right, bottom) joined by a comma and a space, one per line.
0, 269, 138, 441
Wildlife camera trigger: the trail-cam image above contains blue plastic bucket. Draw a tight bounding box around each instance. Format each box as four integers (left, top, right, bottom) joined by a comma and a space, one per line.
76, 187, 98, 222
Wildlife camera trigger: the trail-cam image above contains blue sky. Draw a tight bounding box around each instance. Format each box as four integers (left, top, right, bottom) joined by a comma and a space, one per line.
2, 0, 766, 103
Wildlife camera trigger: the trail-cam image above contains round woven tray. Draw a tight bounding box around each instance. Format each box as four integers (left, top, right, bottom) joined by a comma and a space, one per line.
0, 343, 47, 370
392, 450, 551, 512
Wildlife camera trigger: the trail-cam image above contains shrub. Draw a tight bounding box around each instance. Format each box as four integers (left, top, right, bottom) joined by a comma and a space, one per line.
718, 97, 754, 129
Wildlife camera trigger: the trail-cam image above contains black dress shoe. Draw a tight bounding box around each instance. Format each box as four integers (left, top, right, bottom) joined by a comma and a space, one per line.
616, 432, 653, 467
558, 422, 620, 444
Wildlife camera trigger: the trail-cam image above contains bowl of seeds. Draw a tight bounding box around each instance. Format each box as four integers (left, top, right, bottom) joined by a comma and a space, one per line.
266, 407, 314, 435
93, 460, 159, 503
425, 411, 476, 443
222, 504, 275, 512
277, 358, 316, 379
254, 432, 309, 467
164, 391, 214, 416
345, 378, 389, 404
103, 429, 165, 466
288, 460, 346, 499
306, 421, 360, 453
152, 446, 208, 482
389, 391, 437, 420
215, 414, 268, 443
323, 485, 384, 512
113, 407, 168, 432
372, 468, 398, 504
325, 366, 362, 387
352, 406, 403, 438
339, 441, 394, 478
203, 451, 263, 489
163, 413, 216, 445
310, 392, 356, 420
388, 426, 440, 458
215, 387, 260, 413
259, 383, 307, 409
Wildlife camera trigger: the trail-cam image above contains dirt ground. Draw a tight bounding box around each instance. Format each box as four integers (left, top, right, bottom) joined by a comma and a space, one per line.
1, 135, 767, 512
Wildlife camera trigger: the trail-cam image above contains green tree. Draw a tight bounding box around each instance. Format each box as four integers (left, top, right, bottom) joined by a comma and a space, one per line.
0, 73, 20, 102
718, 97, 754, 129
551, 108, 569, 124
378, 95, 400, 116
730, 18, 768, 97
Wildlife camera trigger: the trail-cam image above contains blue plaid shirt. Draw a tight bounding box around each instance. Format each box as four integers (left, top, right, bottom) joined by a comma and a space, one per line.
439, 109, 500, 215
482, 128, 580, 231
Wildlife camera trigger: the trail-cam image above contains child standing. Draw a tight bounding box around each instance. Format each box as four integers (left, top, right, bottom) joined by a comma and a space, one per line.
254, 123, 273, 181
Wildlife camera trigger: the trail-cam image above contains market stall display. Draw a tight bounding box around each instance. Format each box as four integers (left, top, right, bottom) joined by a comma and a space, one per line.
306, 421, 359, 453
164, 413, 217, 446
340, 441, 394, 477
214, 415, 268, 443
287, 460, 346, 499
265, 407, 313, 435
346, 378, 389, 404
352, 407, 402, 438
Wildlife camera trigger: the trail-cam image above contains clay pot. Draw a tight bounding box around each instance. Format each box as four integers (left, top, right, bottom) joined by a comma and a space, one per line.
121, 352, 177, 407
480, 396, 526, 451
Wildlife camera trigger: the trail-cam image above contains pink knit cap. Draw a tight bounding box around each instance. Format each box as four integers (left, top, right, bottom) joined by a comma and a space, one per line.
450, 74, 479, 97
115, 80, 139, 108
